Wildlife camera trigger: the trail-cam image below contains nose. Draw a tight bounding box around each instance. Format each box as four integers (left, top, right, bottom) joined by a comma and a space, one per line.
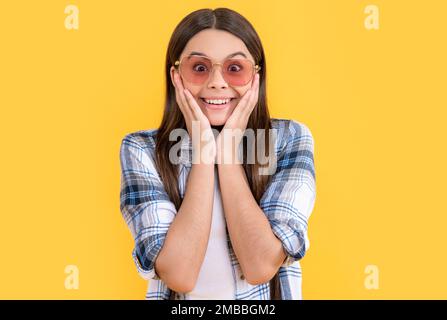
207, 65, 228, 89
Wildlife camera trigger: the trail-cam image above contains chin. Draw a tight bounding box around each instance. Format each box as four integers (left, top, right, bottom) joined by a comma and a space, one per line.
202, 107, 234, 127
207, 115, 228, 126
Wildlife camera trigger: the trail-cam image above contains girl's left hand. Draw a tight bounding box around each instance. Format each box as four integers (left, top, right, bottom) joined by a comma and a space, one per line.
216, 73, 260, 154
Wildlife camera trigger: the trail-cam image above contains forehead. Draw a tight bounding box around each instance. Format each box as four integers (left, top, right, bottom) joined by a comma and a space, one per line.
180, 29, 254, 62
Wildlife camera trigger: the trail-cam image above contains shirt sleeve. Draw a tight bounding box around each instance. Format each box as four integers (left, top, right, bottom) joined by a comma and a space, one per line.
260, 120, 316, 267
119, 133, 177, 280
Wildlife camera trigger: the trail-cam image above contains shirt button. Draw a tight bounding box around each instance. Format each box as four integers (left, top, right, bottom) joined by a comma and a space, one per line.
240, 274, 245, 280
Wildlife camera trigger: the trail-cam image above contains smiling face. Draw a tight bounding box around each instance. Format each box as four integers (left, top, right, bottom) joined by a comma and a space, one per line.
170, 29, 256, 126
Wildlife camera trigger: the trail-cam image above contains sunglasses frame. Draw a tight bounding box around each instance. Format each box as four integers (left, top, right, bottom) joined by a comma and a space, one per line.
174, 55, 261, 86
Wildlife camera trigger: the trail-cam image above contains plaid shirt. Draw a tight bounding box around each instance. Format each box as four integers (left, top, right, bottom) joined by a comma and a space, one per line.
119, 118, 316, 300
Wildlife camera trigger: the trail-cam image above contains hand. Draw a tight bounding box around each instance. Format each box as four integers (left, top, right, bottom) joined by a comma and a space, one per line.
216, 73, 260, 164
172, 72, 216, 164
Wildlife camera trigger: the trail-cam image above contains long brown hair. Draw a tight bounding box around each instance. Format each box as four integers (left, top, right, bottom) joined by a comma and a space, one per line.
155, 7, 281, 300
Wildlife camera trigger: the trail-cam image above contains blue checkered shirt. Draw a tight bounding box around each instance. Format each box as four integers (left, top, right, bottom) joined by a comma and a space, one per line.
119, 118, 316, 299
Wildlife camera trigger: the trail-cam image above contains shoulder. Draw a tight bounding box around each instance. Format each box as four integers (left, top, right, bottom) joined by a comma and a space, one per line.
120, 128, 159, 154
270, 118, 316, 181
119, 129, 160, 170
270, 118, 314, 153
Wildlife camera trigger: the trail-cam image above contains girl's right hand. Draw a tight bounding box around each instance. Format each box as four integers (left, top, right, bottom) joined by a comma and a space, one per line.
173, 71, 216, 163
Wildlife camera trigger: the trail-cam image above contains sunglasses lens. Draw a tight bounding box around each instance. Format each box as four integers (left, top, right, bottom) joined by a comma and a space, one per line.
180, 56, 212, 85
222, 59, 254, 86
179, 57, 255, 86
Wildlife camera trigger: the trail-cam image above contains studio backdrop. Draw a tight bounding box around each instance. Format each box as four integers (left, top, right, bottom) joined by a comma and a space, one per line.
0, 0, 446, 299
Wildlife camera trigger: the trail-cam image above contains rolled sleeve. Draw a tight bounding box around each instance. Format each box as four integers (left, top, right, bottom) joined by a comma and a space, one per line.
260, 120, 316, 267
132, 247, 161, 280
119, 133, 176, 281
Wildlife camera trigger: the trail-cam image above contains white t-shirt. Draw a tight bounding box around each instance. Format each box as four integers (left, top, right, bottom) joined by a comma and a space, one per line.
184, 166, 235, 299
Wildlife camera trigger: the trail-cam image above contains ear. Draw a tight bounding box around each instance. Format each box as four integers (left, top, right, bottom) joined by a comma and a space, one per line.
170, 66, 177, 87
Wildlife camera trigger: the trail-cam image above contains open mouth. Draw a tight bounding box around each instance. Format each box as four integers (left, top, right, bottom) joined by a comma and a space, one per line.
199, 97, 236, 110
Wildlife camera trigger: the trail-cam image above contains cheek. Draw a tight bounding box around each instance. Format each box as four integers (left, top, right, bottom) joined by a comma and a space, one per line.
234, 83, 252, 98
184, 84, 202, 101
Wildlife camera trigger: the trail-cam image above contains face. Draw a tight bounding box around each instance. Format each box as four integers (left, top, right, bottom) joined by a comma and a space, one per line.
170, 29, 256, 126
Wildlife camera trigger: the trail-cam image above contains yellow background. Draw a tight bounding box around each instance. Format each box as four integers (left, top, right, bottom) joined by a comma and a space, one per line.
1, 0, 446, 299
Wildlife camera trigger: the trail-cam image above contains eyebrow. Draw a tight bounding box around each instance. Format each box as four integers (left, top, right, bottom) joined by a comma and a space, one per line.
187, 51, 248, 59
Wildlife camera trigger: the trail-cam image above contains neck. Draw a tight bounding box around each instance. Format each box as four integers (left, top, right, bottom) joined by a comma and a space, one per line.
211, 124, 224, 132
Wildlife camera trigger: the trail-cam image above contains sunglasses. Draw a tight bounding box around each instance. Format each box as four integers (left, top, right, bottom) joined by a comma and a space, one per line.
174, 55, 261, 86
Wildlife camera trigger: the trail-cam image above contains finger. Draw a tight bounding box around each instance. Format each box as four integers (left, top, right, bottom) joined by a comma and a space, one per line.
174, 73, 192, 118
174, 71, 185, 91
248, 73, 260, 113
174, 84, 195, 135
238, 75, 259, 120
242, 91, 256, 120
173, 78, 185, 111
255, 73, 260, 96
176, 76, 195, 116
237, 88, 252, 109
183, 88, 205, 120
233, 87, 253, 119
174, 82, 189, 117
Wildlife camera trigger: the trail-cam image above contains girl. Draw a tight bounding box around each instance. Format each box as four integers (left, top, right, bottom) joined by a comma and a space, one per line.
119, 7, 316, 300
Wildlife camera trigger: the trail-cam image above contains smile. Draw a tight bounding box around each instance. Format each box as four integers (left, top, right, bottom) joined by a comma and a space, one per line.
200, 97, 235, 109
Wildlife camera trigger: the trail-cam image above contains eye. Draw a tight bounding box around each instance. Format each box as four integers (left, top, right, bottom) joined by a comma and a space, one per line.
228, 63, 242, 72
193, 64, 208, 72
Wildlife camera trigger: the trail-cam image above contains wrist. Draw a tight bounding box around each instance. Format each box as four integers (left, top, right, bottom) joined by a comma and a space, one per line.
216, 137, 243, 166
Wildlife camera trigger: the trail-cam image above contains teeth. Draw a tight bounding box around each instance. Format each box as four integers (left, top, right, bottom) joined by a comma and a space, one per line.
204, 98, 231, 105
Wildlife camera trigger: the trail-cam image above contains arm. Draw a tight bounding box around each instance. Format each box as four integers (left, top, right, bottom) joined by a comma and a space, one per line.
218, 120, 316, 285
217, 163, 287, 285
155, 162, 215, 292
119, 134, 215, 293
